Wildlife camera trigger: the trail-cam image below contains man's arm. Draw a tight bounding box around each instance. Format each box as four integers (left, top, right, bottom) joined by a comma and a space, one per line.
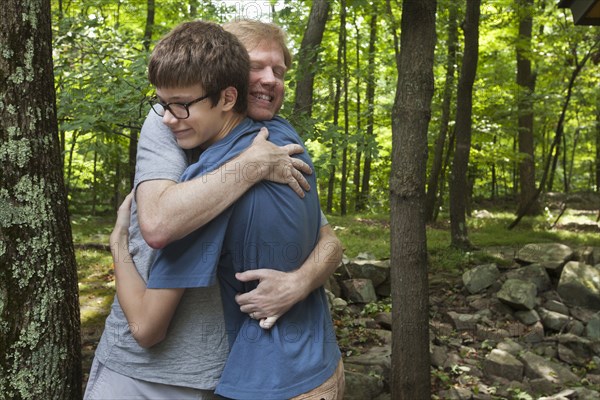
235, 223, 343, 324
111, 194, 183, 348
139, 128, 312, 248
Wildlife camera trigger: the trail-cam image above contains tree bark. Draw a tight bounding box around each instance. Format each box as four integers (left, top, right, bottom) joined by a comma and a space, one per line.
340, 25, 349, 216
516, 0, 539, 216
292, 0, 330, 121
449, 0, 480, 250
358, 2, 378, 212
352, 18, 362, 210
389, 0, 436, 398
0, 1, 82, 398
425, 1, 458, 223
596, 90, 600, 191
143, 0, 155, 51
326, 1, 346, 213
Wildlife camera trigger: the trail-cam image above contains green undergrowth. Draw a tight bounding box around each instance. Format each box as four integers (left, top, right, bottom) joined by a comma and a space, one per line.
73, 207, 600, 387
329, 208, 600, 275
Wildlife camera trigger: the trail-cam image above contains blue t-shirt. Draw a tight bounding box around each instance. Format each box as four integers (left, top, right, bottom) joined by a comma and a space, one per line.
147, 116, 341, 399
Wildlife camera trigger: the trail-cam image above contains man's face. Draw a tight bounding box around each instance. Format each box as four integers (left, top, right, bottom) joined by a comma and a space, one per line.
156, 85, 226, 150
247, 40, 287, 121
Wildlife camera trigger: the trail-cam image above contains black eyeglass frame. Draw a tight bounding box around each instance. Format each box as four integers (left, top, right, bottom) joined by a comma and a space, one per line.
148, 93, 213, 120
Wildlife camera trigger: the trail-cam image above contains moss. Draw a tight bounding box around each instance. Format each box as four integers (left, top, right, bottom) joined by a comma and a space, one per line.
0, 138, 33, 168
9, 66, 25, 85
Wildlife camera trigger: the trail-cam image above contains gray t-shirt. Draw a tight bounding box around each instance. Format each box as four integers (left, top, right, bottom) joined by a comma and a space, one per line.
94, 112, 228, 390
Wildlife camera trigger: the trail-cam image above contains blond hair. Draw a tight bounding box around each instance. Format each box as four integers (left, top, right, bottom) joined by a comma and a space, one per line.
223, 19, 292, 69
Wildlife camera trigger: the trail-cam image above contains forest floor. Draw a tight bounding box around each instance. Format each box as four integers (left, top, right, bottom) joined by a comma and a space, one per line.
75, 191, 600, 396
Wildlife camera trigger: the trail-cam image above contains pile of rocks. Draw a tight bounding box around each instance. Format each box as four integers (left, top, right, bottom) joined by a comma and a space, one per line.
330, 244, 600, 399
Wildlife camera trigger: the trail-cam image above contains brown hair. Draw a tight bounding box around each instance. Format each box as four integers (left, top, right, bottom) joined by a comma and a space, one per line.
223, 19, 292, 69
148, 20, 249, 113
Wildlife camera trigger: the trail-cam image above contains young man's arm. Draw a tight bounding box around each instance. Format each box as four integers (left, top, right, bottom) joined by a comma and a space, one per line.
235, 223, 343, 322
111, 194, 183, 348
139, 128, 312, 248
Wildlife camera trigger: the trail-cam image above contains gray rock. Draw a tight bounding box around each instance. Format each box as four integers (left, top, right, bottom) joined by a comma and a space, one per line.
483, 349, 524, 381
340, 279, 377, 304
557, 261, 600, 309
515, 309, 541, 325
543, 299, 570, 315
342, 369, 385, 400
497, 279, 538, 310
497, 338, 524, 355
519, 351, 579, 385
446, 311, 481, 332
586, 312, 600, 339
344, 259, 390, 287
374, 312, 391, 330
515, 243, 574, 267
462, 263, 501, 294
538, 307, 570, 332
506, 264, 552, 292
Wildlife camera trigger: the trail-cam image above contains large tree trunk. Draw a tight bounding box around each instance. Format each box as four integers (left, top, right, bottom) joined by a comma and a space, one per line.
389, 0, 436, 398
449, 0, 480, 250
516, 0, 539, 216
0, 1, 82, 399
292, 0, 330, 121
425, 1, 458, 223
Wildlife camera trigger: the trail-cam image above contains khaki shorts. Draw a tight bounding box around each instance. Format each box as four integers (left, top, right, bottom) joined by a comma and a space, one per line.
289, 359, 345, 400
84, 357, 221, 400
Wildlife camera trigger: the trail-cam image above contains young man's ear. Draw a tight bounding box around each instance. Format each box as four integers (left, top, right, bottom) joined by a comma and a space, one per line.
220, 87, 238, 111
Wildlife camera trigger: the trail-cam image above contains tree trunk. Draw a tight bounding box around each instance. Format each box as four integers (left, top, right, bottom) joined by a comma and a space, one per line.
340, 12, 349, 216
516, 0, 539, 215
567, 127, 581, 192
292, 0, 330, 122
389, 0, 436, 398
596, 91, 600, 191
92, 148, 98, 215
358, 2, 378, 212
509, 37, 600, 228
449, 0, 480, 250
352, 18, 362, 210
65, 131, 79, 196
425, 1, 458, 223
326, 1, 346, 213
0, 1, 82, 399
562, 131, 569, 192
143, 0, 155, 51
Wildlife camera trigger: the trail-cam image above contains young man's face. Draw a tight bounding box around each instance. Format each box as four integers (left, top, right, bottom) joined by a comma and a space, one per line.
246, 40, 287, 121
156, 85, 227, 150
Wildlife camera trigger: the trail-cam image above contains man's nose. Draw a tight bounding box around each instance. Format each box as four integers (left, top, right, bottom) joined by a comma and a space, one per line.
257, 67, 276, 83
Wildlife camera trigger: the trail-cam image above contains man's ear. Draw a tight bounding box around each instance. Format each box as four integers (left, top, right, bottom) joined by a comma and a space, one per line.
221, 87, 238, 111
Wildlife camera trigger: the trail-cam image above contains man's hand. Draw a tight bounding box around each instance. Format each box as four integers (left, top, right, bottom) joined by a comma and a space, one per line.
245, 127, 312, 198
235, 269, 305, 329
110, 191, 134, 261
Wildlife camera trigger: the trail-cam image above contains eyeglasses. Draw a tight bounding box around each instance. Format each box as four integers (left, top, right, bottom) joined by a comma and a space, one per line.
148, 93, 213, 120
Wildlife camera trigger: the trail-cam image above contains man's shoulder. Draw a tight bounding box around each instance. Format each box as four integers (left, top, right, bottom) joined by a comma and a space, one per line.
261, 116, 301, 144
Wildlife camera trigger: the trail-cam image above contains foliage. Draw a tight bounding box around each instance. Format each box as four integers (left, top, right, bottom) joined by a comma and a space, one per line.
49, 1, 600, 219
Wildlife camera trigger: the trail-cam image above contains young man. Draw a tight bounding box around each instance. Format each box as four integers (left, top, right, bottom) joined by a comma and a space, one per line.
116, 20, 342, 399
84, 20, 343, 400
